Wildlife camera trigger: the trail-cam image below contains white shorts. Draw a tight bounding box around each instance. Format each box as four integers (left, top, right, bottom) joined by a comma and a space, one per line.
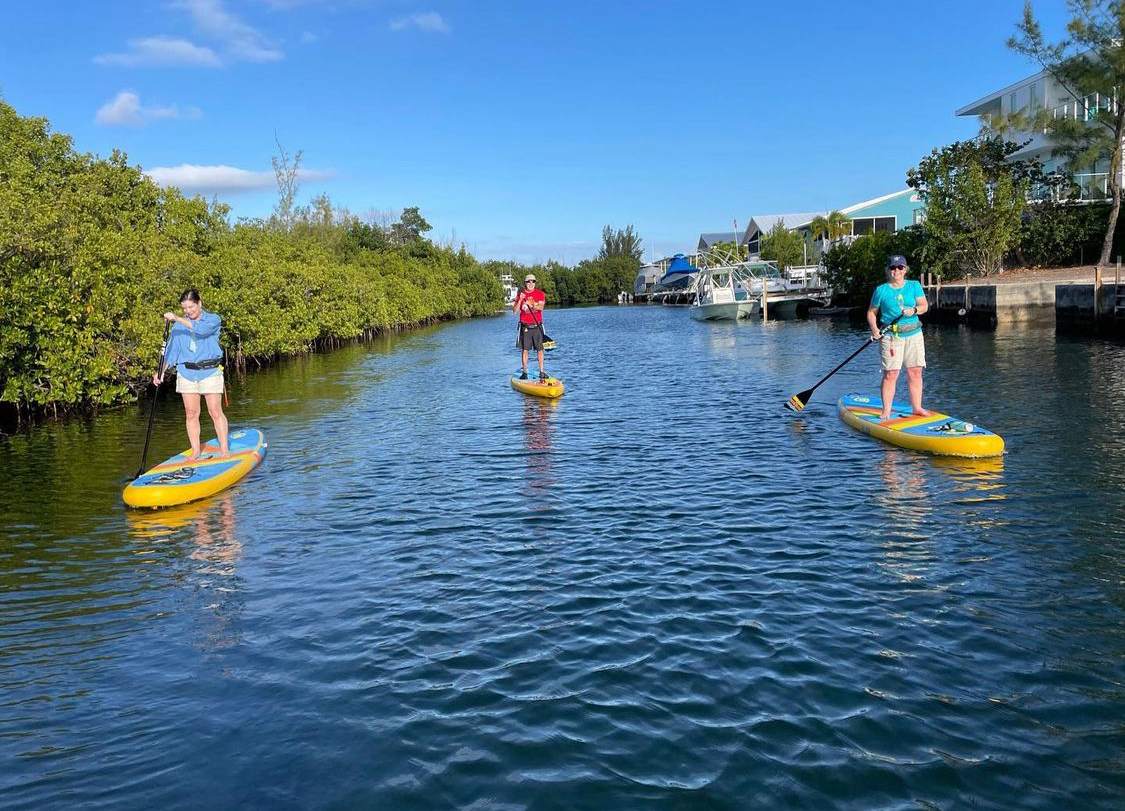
176, 371, 225, 395
880, 332, 926, 371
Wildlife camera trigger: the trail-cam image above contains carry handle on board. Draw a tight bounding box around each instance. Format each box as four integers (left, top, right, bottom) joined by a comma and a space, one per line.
784, 311, 906, 412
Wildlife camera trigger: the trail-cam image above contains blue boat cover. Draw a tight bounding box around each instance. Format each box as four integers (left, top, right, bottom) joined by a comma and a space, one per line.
659, 254, 699, 283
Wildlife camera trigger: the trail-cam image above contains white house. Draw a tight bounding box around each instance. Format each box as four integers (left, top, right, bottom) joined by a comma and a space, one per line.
957, 68, 1121, 200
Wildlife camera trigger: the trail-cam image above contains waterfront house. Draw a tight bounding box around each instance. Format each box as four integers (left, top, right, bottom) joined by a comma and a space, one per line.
739, 190, 922, 259
957, 68, 1120, 200
696, 231, 746, 251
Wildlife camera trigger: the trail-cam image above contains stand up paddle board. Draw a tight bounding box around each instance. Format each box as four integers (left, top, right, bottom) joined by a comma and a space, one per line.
510, 376, 565, 398
124, 428, 267, 508
838, 394, 1003, 457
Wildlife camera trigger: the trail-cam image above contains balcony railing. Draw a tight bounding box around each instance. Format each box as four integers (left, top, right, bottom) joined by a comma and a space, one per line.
1049, 92, 1117, 123
1029, 172, 1120, 202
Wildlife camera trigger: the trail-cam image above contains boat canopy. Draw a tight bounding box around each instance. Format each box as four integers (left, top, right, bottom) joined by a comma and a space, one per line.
658, 254, 700, 283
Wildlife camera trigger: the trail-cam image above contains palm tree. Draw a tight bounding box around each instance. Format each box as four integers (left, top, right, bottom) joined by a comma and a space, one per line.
808, 210, 852, 244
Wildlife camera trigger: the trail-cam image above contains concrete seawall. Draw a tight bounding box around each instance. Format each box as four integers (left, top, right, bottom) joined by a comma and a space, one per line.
924, 278, 1123, 332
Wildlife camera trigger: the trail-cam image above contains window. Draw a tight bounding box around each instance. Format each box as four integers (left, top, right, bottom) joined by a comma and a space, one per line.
850, 216, 897, 235
1010, 91, 1017, 112
913, 209, 925, 225
1029, 82, 1039, 112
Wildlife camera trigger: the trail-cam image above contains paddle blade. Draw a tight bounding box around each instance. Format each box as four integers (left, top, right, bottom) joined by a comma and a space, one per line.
785, 389, 813, 411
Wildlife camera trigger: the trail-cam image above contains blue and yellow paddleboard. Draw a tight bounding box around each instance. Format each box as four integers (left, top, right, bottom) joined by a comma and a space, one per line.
838, 394, 1003, 457
123, 428, 267, 508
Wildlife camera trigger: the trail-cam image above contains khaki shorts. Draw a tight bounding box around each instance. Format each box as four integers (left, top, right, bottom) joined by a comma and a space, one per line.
880, 332, 925, 371
176, 371, 225, 395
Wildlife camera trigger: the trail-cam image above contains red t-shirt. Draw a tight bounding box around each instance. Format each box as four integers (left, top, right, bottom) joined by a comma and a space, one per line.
517, 289, 546, 324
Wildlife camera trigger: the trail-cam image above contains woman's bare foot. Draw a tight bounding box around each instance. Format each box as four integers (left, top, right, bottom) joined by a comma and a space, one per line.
879, 412, 892, 422
912, 408, 931, 417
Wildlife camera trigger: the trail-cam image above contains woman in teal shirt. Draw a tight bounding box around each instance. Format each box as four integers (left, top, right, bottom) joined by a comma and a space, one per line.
866, 255, 930, 422
152, 289, 230, 460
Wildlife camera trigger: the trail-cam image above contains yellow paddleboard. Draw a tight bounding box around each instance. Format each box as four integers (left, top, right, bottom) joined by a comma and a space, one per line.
124, 428, 267, 508
510, 376, 565, 399
838, 395, 1003, 457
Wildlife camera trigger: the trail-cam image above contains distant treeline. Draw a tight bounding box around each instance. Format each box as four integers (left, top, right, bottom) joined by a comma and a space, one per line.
481, 225, 644, 306
0, 100, 502, 417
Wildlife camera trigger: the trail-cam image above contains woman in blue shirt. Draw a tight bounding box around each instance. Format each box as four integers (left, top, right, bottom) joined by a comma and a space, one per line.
866, 255, 930, 422
152, 289, 230, 460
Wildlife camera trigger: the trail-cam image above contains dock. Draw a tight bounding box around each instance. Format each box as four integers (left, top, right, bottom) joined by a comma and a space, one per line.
924, 265, 1125, 333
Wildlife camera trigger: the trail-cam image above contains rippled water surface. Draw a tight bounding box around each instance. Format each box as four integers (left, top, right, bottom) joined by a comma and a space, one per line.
2, 307, 1124, 810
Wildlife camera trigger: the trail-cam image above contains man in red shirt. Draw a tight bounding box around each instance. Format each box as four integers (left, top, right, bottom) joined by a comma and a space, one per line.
513, 273, 547, 380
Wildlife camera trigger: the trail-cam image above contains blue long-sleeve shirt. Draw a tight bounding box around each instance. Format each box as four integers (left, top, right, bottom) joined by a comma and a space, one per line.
163, 310, 223, 382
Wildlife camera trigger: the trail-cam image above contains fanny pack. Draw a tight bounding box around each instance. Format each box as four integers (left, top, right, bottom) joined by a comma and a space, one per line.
886, 325, 921, 338
183, 357, 222, 370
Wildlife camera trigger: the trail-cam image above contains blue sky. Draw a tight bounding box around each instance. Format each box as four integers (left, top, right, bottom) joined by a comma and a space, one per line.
0, 0, 1070, 264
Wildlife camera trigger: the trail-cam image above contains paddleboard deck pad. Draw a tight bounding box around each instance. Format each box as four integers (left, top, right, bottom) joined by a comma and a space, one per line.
837, 394, 1003, 457
510, 376, 565, 398
124, 428, 267, 508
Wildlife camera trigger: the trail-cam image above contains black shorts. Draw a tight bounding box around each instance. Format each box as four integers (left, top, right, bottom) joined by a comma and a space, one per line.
518, 323, 544, 350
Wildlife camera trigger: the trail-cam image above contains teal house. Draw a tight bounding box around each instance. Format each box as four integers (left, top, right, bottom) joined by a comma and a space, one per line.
739, 189, 925, 260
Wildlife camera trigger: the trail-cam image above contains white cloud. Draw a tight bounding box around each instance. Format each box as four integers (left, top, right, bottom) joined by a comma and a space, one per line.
95, 0, 281, 68
146, 164, 330, 194
389, 12, 450, 34
300, 31, 319, 44
94, 36, 222, 68
173, 0, 283, 62
95, 91, 202, 126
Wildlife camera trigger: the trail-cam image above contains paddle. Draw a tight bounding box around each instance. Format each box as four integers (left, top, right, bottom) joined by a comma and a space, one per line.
135, 319, 172, 479
784, 312, 905, 411
531, 301, 553, 344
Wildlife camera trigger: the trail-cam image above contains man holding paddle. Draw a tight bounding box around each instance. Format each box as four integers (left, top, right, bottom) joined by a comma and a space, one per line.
867, 255, 929, 422
513, 273, 547, 381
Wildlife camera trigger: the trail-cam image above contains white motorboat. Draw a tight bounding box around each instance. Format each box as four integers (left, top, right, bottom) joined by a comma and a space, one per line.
689, 266, 762, 321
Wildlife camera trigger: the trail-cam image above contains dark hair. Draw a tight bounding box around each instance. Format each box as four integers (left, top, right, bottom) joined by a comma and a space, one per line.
180, 289, 202, 304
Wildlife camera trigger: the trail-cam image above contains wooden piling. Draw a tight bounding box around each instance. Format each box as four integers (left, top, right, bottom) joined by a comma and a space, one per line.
1095, 264, 1102, 323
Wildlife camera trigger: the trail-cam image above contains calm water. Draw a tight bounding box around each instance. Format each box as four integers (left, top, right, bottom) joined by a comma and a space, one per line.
2, 307, 1124, 810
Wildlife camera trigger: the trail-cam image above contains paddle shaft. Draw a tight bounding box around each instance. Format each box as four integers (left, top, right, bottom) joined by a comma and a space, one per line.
135, 320, 172, 479
802, 312, 907, 397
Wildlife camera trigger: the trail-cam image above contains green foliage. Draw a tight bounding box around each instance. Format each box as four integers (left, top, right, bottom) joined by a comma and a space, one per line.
704, 240, 748, 263
598, 224, 643, 261
807, 211, 852, 243
1015, 202, 1121, 266
1008, 0, 1125, 264
822, 228, 927, 307
907, 137, 1034, 276
759, 221, 806, 270
0, 100, 501, 415
389, 206, 432, 245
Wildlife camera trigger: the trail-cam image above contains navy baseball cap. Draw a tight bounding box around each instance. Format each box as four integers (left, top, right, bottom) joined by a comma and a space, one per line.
887, 255, 908, 268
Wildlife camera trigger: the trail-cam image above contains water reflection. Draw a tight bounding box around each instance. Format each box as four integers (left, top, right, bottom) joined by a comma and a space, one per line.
930, 455, 1007, 503
126, 493, 243, 652
521, 397, 556, 499
873, 450, 932, 526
